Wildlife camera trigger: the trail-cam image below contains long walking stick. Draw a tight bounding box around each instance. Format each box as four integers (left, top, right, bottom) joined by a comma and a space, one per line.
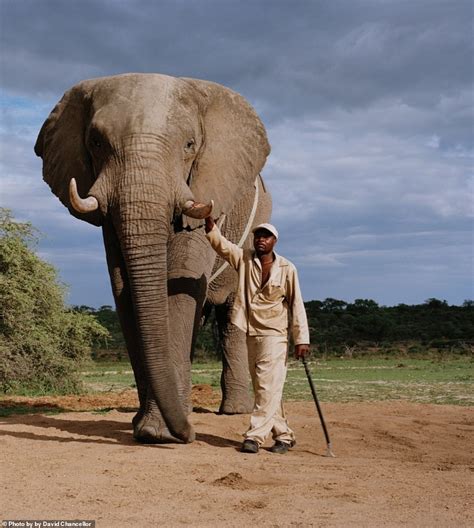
302, 356, 335, 457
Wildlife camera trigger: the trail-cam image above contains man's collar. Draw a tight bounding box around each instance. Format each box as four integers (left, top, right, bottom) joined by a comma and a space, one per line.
252, 251, 287, 267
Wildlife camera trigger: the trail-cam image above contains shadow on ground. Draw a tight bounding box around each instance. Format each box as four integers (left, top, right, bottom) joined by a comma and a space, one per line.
0, 406, 240, 449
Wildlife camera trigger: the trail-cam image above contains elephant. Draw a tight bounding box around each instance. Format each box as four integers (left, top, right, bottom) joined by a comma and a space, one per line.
34, 73, 272, 444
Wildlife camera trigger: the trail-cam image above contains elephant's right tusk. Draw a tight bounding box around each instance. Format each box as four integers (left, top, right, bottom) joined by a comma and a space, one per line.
69, 178, 99, 213
182, 199, 214, 219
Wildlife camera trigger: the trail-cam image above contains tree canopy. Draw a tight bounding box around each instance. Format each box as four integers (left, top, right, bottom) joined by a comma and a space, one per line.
82, 295, 473, 361
305, 297, 473, 354
0, 209, 109, 393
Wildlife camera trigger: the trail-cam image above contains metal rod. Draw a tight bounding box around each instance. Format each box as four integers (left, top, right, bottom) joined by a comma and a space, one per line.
302, 356, 335, 457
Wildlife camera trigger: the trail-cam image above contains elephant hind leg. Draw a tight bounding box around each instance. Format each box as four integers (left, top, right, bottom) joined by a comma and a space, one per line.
215, 296, 253, 414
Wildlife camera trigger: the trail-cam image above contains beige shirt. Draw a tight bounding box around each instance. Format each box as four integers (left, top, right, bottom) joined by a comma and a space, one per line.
206, 225, 310, 345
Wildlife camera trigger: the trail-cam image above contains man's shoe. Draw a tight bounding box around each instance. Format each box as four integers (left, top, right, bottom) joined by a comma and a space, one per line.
270, 440, 293, 454
241, 439, 259, 453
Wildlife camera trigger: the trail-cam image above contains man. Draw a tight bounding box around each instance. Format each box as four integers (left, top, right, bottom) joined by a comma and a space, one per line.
205, 216, 310, 454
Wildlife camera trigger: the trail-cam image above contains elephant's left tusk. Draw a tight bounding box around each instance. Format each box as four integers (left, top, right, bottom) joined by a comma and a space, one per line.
182, 199, 214, 219
69, 178, 99, 213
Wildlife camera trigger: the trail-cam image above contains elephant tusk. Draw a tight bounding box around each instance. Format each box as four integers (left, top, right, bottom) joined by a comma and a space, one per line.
182, 199, 214, 219
69, 178, 99, 213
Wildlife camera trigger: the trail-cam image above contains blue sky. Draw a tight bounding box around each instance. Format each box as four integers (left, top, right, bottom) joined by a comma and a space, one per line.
0, 0, 472, 307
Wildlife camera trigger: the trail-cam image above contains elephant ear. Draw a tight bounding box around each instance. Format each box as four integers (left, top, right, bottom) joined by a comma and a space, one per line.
182, 78, 270, 222
34, 83, 101, 226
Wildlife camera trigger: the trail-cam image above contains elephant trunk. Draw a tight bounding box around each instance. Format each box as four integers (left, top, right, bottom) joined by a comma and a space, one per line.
113, 177, 195, 443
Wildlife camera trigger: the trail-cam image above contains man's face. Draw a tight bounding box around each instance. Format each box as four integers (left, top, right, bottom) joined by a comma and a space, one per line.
253, 229, 277, 256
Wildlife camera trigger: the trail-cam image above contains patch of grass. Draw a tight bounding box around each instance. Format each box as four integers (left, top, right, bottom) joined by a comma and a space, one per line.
80, 361, 136, 392
190, 363, 222, 389
190, 357, 473, 406
283, 358, 473, 405
4, 357, 469, 407
79, 360, 224, 391
289, 357, 473, 382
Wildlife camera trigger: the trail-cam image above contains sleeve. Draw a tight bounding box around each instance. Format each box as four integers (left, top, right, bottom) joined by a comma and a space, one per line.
287, 265, 310, 345
205, 224, 244, 271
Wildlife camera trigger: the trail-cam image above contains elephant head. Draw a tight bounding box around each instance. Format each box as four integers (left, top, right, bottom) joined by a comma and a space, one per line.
34, 73, 270, 442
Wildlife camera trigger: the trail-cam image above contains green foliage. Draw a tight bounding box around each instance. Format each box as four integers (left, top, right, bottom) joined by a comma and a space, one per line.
90, 294, 473, 362
72, 304, 126, 359
0, 209, 109, 394
306, 297, 474, 356
194, 309, 221, 361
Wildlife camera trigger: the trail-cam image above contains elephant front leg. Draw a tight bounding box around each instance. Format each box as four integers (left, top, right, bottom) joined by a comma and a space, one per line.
133, 275, 207, 443
215, 296, 253, 414
132, 389, 179, 443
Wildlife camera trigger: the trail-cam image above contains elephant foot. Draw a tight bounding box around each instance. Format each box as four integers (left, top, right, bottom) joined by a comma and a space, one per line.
131, 408, 145, 428
133, 396, 195, 444
133, 415, 181, 444
219, 397, 253, 415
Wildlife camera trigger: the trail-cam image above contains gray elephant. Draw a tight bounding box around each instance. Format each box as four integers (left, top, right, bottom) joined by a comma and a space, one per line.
34, 73, 272, 444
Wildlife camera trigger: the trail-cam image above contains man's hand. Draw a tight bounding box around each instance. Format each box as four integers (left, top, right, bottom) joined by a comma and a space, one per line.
295, 344, 310, 359
205, 215, 215, 233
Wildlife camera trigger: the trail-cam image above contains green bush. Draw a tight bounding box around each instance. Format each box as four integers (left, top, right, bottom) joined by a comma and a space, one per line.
0, 209, 109, 394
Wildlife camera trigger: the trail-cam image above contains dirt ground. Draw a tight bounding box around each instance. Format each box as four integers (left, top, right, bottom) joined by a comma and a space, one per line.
1, 387, 473, 527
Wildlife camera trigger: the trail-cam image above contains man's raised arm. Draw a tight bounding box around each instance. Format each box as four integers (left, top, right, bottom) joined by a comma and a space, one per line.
205, 215, 243, 270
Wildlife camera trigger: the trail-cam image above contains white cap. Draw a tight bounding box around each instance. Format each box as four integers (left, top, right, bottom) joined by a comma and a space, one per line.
252, 223, 279, 240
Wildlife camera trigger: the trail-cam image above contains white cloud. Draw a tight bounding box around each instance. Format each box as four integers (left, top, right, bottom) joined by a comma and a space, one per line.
265, 95, 472, 227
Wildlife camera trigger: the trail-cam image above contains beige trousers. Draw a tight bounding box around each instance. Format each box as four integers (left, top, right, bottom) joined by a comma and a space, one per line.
244, 335, 296, 446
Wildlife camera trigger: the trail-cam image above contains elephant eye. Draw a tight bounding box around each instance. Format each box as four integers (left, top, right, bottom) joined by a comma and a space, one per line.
185, 139, 195, 151
88, 129, 103, 150
89, 136, 102, 149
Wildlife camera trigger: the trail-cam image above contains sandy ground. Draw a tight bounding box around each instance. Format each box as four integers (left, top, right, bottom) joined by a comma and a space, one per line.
1, 387, 473, 527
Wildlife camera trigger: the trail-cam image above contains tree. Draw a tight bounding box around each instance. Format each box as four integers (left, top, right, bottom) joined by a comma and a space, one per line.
424, 298, 448, 309
0, 209, 109, 394
350, 299, 379, 312
321, 298, 347, 312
